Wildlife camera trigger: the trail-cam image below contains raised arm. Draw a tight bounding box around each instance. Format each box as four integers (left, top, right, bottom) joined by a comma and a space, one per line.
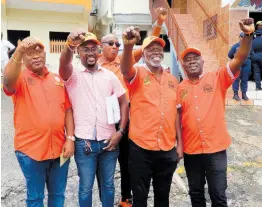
132, 7, 167, 62
59, 29, 86, 81
229, 18, 254, 75
121, 27, 141, 82
3, 37, 41, 94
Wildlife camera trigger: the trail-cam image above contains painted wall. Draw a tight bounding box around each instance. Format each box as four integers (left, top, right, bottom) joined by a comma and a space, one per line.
113, 0, 150, 14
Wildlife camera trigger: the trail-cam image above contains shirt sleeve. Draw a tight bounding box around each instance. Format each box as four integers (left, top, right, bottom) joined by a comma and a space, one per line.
111, 72, 126, 98
176, 81, 181, 108
64, 69, 77, 87
124, 66, 139, 90
64, 89, 72, 110
217, 63, 239, 90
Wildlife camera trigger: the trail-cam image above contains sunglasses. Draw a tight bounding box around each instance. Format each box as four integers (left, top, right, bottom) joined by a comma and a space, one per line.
102, 41, 121, 48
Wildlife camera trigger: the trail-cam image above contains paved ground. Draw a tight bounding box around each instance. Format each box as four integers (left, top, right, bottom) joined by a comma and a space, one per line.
1, 90, 262, 207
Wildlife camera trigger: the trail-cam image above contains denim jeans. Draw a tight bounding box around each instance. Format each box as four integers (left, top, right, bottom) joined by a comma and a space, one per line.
74, 138, 119, 207
232, 59, 251, 92
15, 151, 70, 207
184, 150, 228, 207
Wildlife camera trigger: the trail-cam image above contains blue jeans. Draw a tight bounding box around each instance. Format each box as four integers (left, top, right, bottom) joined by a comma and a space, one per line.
15, 151, 70, 207
74, 138, 119, 207
232, 59, 251, 92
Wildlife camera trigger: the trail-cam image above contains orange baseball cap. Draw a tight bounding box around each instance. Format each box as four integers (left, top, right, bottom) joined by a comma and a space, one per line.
142, 36, 166, 51
181, 47, 201, 59
79, 32, 100, 46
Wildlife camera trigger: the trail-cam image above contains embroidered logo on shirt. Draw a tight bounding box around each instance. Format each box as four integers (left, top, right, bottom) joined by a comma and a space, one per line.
180, 89, 188, 101
168, 81, 174, 89
26, 77, 35, 85
203, 84, 213, 93
144, 75, 151, 85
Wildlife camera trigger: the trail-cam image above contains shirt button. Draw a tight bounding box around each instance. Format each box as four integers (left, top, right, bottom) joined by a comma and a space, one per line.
162, 112, 164, 115
158, 139, 160, 142
196, 107, 199, 109
200, 130, 203, 133
198, 118, 200, 121
161, 99, 163, 101
195, 96, 198, 98
160, 126, 162, 129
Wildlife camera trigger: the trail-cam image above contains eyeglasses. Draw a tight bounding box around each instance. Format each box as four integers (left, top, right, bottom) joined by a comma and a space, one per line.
102, 41, 121, 48
26, 47, 44, 57
78, 47, 99, 54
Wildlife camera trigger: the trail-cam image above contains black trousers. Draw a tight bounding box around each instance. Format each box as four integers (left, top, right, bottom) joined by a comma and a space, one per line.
184, 150, 228, 207
97, 123, 132, 201
129, 140, 178, 207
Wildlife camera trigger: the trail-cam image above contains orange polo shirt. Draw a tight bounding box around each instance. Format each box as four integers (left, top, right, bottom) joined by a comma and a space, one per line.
179, 64, 239, 154
125, 65, 181, 151
3, 68, 71, 161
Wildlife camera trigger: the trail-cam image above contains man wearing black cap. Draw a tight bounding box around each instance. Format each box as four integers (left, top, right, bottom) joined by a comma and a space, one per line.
252, 28, 262, 90
228, 32, 252, 100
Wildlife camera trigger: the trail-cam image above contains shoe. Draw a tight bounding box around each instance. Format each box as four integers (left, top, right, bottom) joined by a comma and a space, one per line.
119, 198, 133, 207
233, 91, 240, 101
242, 92, 249, 101
256, 87, 262, 91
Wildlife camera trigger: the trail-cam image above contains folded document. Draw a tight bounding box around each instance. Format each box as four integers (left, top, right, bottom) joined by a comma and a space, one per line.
106, 93, 120, 124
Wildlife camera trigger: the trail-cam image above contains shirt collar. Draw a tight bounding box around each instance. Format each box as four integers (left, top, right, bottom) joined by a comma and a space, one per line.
142, 63, 164, 74
98, 55, 120, 66
78, 63, 104, 73
26, 67, 49, 78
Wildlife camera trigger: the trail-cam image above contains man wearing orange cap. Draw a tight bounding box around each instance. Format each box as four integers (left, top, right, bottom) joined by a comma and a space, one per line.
179, 18, 255, 207
59, 31, 129, 207
120, 27, 183, 207
97, 7, 167, 207
3, 36, 75, 207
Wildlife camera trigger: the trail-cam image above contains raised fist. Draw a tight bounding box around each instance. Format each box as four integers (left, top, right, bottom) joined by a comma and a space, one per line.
122, 26, 141, 46
239, 18, 255, 34
156, 7, 167, 21
17, 36, 44, 54
67, 28, 86, 47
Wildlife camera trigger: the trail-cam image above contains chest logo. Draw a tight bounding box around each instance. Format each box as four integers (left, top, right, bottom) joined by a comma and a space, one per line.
26, 77, 35, 85
180, 89, 188, 101
144, 75, 151, 85
203, 84, 213, 93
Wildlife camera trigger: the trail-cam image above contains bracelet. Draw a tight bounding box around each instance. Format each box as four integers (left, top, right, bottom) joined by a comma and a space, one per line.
244, 31, 254, 36
66, 40, 77, 52
155, 23, 162, 28
11, 56, 22, 64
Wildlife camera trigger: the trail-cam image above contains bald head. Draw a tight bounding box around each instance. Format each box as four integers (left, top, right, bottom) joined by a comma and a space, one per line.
101, 34, 118, 44
101, 33, 120, 62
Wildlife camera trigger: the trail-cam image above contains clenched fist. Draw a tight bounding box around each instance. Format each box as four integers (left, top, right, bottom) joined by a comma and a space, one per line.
67, 28, 86, 47
16, 36, 43, 54
239, 18, 255, 34
156, 7, 167, 21
122, 26, 141, 46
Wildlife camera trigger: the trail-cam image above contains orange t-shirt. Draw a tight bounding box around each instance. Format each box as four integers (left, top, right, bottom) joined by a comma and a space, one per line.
179, 64, 239, 154
3, 68, 71, 161
125, 65, 181, 151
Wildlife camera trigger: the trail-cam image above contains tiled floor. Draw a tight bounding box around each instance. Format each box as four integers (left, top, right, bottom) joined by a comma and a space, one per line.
226, 81, 262, 106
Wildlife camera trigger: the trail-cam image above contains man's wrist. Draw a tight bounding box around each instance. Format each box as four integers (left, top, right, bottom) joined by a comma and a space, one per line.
66, 135, 75, 141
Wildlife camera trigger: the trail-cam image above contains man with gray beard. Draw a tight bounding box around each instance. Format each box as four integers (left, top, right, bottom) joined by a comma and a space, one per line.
120, 27, 183, 207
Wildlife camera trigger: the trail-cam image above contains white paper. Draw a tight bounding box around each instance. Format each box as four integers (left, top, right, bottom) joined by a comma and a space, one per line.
106, 93, 120, 124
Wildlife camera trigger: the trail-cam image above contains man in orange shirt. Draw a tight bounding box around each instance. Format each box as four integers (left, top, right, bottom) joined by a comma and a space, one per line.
97, 7, 167, 207
179, 18, 254, 207
3, 37, 74, 207
120, 27, 183, 207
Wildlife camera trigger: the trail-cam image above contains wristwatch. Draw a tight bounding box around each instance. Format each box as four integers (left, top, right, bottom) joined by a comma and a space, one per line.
118, 127, 125, 136
67, 135, 75, 141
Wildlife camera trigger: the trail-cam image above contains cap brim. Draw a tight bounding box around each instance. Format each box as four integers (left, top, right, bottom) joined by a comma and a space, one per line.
79, 39, 100, 46
142, 37, 166, 51
181, 48, 201, 59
